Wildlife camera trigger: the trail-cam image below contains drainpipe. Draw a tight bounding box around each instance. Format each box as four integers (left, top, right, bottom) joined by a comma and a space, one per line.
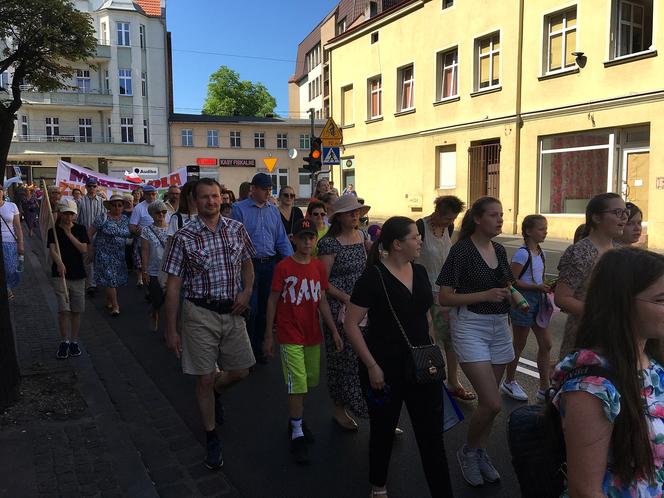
512, 0, 525, 235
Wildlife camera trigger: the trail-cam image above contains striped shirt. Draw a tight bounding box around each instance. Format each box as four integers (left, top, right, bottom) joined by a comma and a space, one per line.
77, 195, 106, 229
162, 216, 256, 301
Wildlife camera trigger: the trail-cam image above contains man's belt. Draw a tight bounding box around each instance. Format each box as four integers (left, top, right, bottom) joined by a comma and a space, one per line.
187, 298, 234, 314
252, 256, 276, 264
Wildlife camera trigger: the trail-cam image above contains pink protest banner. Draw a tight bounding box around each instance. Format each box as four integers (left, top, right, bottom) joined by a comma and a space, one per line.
55, 161, 188, 197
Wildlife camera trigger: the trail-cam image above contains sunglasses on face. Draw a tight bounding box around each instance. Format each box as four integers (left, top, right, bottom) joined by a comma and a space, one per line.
157, 210, 168, 215
311, 212, 325, 217
282, 193, 295, 199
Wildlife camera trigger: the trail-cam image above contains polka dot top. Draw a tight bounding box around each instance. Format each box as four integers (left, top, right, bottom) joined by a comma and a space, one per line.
436, 237, 514, 315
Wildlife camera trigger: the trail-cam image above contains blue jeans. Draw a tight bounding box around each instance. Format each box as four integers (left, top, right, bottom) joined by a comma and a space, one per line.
248, 259, 276, 358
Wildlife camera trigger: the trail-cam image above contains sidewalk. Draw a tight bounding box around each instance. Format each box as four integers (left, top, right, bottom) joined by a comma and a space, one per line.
1, 237, 238, 498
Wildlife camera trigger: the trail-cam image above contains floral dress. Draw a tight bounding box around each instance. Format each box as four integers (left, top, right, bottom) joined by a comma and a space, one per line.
552, 349, 664, 497
93, 214, 131, 288
317, 233, 369, 417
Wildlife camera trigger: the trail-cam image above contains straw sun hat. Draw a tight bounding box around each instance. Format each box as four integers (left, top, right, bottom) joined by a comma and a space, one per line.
329, 195, 370, 222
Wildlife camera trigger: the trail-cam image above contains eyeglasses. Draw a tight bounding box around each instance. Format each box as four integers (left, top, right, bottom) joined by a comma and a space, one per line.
157, 210, 168, 215
601, 208, 629, 218
282, 193, 296, 199
636, 298, 664, 307
311, 212, 325, 217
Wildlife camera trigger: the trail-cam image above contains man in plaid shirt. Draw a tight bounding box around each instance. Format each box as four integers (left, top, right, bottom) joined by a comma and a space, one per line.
163, 178, 256, 471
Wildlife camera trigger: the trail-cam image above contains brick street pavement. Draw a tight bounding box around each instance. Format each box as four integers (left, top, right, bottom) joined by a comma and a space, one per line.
1, 237, 238, 498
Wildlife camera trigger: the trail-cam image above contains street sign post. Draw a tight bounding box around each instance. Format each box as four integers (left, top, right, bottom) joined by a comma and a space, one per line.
320, 117, 343, 147
322, 147, 341, 166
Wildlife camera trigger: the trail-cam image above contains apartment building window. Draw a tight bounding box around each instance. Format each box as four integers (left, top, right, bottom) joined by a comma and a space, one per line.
121, 118, 134, 143
369, 1, 378, 17
308, 76, 322, 101
305, 45, 321, 72
443, 0, 454, 8
207, 130, 219, 147
107, 118, 112, 143
476, 33, 500, 90
181, 129, 193, 147
139, 25, 146, 49
336, 17, 347, 35
119, 69, 132, 95
143, 119, 149, 144
78, 118, 92, 143
230, 130, 241, 148
438, 145, 457, 189
277, 133, 288, 149
254, 132, 265, 149
299, 134, 310, 150
612, 0, 653, 58
100, 22, 108, 44
368, 77, 382, 119
341, 85, 354, 126
268, 168, 288, 196
104, 70, 109, 92
141, 72, 147, 97
117, 22, 130, 46
397, 65, 415, 112
45, 117, 59, 140
20, 116, 28, 138
546, 7, 577, 73
76, 69, 91, 93
437, 48, 459, 100
0, 71, 8, 89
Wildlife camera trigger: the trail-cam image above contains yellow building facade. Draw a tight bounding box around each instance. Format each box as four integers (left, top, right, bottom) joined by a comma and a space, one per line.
326, 0, 664, 247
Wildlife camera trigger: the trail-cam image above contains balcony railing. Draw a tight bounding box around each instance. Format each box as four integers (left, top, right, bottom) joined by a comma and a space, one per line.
19, 88, 113, 107
14, 134, 114, 144
19, 85, 111, 95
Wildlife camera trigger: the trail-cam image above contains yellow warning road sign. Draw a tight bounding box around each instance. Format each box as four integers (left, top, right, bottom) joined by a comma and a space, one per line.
320, 118, 343, 143
262, 157, 278, 172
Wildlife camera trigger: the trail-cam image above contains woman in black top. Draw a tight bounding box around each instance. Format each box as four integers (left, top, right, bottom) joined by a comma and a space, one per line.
437, 196, 515, 488
345, 216, 453, 498
277, 185, 303, 236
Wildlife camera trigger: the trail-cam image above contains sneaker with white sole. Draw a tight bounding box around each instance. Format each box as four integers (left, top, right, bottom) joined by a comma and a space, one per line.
457, 445, 484, 487
500, 380, 529, 401
477, 448, 500, 483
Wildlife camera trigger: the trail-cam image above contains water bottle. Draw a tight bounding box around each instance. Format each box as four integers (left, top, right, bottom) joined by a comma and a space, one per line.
17, 255, 24, 272
509, 285, 529, 312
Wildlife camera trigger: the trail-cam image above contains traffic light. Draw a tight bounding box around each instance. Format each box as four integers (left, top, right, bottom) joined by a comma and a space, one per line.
303, 137, 322, 173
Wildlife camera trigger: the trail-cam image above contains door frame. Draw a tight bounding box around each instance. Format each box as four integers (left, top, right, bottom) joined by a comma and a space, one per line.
620, 146, 649, 222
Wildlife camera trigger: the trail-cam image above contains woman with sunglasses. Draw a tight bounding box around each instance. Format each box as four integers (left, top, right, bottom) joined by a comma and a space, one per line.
140, 200, 169, 332
619, 202, 643, 246
306, 201, 328, 256
277, 186, 303, 237
88, 195, 132, 316
555, 193, 626, 359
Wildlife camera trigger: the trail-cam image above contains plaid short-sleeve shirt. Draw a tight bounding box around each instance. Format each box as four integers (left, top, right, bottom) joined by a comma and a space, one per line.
162, 216, 256, 301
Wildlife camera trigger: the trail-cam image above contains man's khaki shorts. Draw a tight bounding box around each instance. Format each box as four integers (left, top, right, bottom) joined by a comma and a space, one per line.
181, 299, 256, 375
52, 278, 85, 313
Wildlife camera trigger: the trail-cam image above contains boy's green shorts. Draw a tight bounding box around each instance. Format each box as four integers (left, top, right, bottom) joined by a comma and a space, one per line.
280, 343, 321, 394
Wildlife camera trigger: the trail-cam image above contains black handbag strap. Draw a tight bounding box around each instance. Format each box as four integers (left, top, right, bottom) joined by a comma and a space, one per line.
375, 265, 433, 350
1, 212, 18, 241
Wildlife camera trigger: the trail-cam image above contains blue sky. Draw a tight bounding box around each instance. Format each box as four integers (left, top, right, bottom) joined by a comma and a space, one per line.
167, 1, 339, 118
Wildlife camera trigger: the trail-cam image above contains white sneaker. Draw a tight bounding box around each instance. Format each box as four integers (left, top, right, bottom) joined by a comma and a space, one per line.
500, 380, 529, 401
457, 445, 484, 487
477, 448, 501, 483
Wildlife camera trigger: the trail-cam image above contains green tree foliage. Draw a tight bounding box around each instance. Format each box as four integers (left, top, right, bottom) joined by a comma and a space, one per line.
0, 0, 97, 171
202, 66, 277, 117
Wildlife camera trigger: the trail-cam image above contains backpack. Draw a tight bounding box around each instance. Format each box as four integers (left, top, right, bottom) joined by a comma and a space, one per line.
174, 212, 183, 230
517, 245, 546, 280
416, 218, 454, 242
507, 364, 613, 498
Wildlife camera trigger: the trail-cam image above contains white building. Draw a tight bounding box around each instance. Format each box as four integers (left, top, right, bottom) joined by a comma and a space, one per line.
5, 0, 170, 184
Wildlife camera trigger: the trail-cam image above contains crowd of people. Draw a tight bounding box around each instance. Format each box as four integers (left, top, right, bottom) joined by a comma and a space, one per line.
4, 171, 663, 498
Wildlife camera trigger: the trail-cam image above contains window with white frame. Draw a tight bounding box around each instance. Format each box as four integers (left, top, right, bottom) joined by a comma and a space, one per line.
45, 117, 59, 140
437, 48, 459, 100
476, 33, 500, 90
119, 69, 132, 95
397, 65, 415, 112
0, 71, 8, 89
121, 117, 134, 143
107, 118, 112, 143
341, 85, 354, 126
20, 116, 28, 138
368, 77, 382, 119
100, 22, 107, 44
230, 130, 241, 148
139, 24, 145, 49
117, 22, 130, 46
267, 168, 288, 196
545, 7, 577, 73
443, 0, 454, 8
104, 70, 109, 93
254, 132, 265, 149
76, 69, 91, 93
299, 133, 310, 150
181, 129, 193, 147
141, 72, 147, 97
78, 118, 92, 143
143, 119, 149, 144
277, 133, 288, 149
613, 0, 653, 58
438, 145, 457, 189
539, 130, 614, 214
305, 45, 321, 72
336, 17, 347, 35
207, 130, 219, 147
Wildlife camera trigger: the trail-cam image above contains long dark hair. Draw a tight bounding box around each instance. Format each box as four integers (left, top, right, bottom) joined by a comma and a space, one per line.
367, 216, 414, 266
177, 180, 198, 215
457, 196, 501, 240
575, 247, 664, 483
580, 192, 622, 238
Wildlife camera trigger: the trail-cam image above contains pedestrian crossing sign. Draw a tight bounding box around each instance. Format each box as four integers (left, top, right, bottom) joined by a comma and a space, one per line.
322, 147, 340, 166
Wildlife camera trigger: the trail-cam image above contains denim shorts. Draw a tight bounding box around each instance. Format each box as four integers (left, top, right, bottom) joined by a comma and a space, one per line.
509, 290, 542, 327
449, 306, 514, 365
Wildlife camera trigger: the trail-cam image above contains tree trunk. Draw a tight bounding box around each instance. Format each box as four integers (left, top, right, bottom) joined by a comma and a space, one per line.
0, 225, 20, 410
0, 110, 16, 175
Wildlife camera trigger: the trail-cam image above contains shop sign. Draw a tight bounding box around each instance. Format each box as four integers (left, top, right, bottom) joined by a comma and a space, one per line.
196, 158, 218, 166
219, 159, 256, 167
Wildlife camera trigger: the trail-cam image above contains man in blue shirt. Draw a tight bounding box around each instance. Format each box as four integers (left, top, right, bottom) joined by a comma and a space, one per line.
232, 173, 293, 363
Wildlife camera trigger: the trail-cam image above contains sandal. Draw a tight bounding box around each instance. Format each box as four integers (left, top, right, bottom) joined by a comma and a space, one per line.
370, 487, 388, 497
450, 385, 477, 401
333, 409, 358, 431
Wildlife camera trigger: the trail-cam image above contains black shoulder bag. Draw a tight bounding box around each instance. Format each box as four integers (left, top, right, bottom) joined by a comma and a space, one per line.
375, 265, 446, 384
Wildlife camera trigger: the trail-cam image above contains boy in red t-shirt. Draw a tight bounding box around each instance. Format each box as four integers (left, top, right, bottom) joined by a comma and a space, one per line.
264, 218, 341, 465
